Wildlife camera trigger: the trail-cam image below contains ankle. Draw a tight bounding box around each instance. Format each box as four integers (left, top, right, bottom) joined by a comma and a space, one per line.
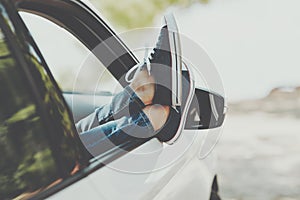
142, 105, 170, 131
129, 68, 155, 105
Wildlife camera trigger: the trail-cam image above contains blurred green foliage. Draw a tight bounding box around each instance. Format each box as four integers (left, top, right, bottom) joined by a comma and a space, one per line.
91, 0, 209, 29
0, 25, 82, 198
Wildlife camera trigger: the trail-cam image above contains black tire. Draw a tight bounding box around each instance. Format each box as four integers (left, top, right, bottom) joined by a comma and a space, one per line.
209, 176, 222, 200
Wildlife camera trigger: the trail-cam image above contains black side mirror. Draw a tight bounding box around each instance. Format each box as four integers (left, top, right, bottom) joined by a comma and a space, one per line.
185, 88, 226, 130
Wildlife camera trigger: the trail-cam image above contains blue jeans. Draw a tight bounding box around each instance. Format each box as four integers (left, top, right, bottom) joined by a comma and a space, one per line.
76, 86, 155, 156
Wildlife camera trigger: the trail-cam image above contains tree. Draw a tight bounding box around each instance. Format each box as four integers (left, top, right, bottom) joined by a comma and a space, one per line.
90, 0, 209, 29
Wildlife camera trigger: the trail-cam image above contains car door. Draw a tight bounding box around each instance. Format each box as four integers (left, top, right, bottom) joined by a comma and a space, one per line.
12, 0, 223, 199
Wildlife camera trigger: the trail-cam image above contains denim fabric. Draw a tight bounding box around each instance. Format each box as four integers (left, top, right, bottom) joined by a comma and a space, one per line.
76, 86, 145, 133
76, 86, 155, 156
79, 110, 155, 156
96, 86, 145, 125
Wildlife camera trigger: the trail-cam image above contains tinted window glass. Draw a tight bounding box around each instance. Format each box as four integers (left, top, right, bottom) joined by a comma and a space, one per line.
0, 9, 86, 199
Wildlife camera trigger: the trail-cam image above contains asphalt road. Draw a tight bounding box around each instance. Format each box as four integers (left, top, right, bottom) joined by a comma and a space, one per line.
216, 112, 300, 200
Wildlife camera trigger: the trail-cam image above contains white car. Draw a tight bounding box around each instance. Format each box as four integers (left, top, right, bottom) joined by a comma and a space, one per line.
0, 0, 225, 199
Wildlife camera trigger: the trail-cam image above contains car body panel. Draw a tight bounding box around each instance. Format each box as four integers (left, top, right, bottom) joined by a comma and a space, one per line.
49, 130, 217, 200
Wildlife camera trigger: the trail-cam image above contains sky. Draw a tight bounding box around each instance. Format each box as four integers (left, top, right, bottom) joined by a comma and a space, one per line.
173, 0, 300, 101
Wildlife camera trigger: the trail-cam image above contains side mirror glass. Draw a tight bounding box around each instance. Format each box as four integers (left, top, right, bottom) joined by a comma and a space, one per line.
185, 88, 226, 129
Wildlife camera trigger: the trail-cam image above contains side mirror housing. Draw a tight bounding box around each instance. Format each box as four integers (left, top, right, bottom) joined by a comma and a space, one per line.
185, 88, 226, 130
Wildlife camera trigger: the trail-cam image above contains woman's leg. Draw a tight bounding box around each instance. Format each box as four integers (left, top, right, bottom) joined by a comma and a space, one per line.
79, 106, 156, 156
77, 22, 193, 144
76, 69, 157, 133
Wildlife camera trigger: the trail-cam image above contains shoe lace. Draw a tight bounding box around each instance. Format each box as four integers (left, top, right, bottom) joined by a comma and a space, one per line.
125, 62, 143, 83
148, 48, 155, 61
125, 47, 153, 83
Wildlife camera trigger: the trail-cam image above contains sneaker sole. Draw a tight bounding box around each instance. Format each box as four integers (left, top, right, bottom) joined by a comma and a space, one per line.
164, 13, 183, 107
166, 67, 195, 145
164, 13, 195, 144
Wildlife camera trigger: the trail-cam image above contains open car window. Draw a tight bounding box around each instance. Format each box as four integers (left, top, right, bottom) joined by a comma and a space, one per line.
19, 12, 123, 94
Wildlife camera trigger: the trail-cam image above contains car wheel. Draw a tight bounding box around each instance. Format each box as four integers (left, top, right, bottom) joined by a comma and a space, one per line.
209, 176, 222, 200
